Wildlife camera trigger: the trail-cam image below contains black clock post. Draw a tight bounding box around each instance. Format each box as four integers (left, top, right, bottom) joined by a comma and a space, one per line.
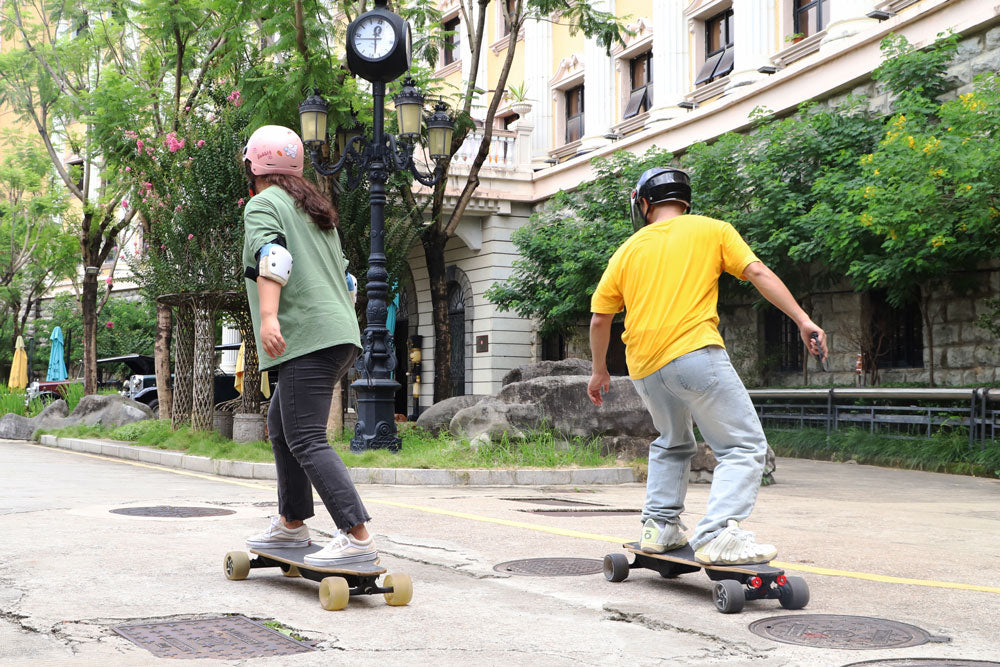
298, 0, 454, 452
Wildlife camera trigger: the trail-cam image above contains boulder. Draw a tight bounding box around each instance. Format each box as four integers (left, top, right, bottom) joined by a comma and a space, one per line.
415, 394, 487, 436
0, 400, 71, 441
501, 358, 592, 386
68, 394, 153, 428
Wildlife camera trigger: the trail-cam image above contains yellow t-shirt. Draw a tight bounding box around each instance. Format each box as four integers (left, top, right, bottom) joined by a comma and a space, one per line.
590, 214, 759, 380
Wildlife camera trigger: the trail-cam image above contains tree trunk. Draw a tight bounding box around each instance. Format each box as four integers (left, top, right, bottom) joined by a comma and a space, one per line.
921, 288, 935, 388
191, 298, 216, 431
232, 308, 261, 416
81, 274, 99, 395
422, 228, 451, 403
172, 303, 194, 428
154, 303, 173, 421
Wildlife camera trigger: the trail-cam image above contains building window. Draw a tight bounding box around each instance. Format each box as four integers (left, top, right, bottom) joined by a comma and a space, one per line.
695, 8, 734, 85
565, 84, 584, 144
623, 51, 652, 119
764, 308, 802, 373
443, 16, 460, 66
500, 0, 516, 37
793, 0, 830, 38
869, 291, 924, 369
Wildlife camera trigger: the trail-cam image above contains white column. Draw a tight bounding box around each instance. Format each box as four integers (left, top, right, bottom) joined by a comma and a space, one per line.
220, 325, 241, 374
523, 16, 552, 167
726, 0, 777, 92
822, 0, 877, 46
579, 0, 614, 151
646, 0, 689, 125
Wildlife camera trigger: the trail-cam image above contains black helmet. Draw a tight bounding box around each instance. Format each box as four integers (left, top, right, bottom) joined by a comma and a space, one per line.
629, 167, 691, 231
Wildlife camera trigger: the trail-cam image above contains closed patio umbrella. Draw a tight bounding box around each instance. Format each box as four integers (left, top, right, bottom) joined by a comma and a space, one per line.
8, 336, 28, 389
234, 341, 270, 399
47, 326, 68, 381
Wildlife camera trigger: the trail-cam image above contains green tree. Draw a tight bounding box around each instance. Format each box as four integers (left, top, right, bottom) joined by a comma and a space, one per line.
487, 148, 672, 337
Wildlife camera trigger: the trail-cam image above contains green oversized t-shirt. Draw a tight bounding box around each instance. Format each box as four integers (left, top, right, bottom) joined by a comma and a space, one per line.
243, 186, 361, 371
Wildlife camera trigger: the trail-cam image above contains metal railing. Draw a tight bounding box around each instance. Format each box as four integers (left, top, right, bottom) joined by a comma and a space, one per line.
747, 387, 999, 445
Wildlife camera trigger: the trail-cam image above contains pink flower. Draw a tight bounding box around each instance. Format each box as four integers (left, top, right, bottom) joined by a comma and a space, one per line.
125, 166, 131, 172
187, 233, 194, 240
237, 198, 244, 207
143, 181, 153, 191
176, 205, 183, 212
196, 140, 205, 148
136, 139, 144, 152
185, 105, 190, 111
160, 244, 166, 250
105, 321, 114, 329
207, 113, 216, 122
227, 90, 242, 107
164, 132, 186, 153
105, 276, 113, 286
121, 200, 129, 209
124, 130, 137, 139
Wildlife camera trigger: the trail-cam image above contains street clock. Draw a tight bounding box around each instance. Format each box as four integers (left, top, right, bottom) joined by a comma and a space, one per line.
345, 0, 412, 83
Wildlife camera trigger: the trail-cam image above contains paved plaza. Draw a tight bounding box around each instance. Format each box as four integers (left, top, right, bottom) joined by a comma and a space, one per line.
1, 438, 998, 665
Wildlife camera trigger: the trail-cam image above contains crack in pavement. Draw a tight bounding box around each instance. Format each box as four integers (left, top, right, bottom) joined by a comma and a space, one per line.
602, 604, 772, 660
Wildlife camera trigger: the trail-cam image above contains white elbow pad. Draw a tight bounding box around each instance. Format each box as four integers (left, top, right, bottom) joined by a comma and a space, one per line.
259, 243, 293, 286
346, 272, 358, 304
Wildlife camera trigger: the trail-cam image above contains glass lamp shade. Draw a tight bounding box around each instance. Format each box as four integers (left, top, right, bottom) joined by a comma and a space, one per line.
394, 77, 424, 140
336, 121, 364, 156
298, 92, 329, 146
426, 101, 454, 160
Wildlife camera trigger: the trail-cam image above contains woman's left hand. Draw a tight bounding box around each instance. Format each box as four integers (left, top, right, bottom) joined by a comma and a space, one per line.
260, 315, 286, 359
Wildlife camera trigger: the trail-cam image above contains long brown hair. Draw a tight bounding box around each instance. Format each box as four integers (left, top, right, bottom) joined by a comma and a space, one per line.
253, 170, 339, 230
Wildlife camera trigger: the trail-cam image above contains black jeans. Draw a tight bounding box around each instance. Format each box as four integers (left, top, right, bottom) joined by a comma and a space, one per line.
268, 344, 371, 530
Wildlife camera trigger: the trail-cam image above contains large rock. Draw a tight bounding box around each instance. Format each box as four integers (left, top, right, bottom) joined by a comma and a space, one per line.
0, 399, 71, 440
501, 358, 592, 386
415, 394, 487, 436
451, 375, 656, 441
67, 394, 153, 428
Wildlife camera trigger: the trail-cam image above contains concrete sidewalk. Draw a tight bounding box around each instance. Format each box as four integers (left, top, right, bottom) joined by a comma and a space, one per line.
2, 437, 999, 666
38, 434, 636, 486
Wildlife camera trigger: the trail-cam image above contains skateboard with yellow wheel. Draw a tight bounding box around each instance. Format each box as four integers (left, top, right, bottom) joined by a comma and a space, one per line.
224, 545, 412, 611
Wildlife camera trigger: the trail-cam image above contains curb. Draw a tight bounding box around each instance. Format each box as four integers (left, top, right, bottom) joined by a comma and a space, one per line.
37, 435, 636, 486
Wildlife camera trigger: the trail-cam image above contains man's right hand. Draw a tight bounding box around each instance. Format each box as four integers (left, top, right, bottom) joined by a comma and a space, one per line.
799, 321, 828, 362
588, 369, 611, 407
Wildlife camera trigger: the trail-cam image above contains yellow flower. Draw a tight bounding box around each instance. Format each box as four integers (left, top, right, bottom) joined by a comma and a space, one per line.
907, 136, 915, 148
873, 169, 880, 176
863, 185, 876, 198
922, 137, 940, 154
932, 168, 945, 177
860, 213, 873, 226
931, 237, 944, 248
958, 223, 968, 232
964, 184, 972, 191
889, 229, 898, 240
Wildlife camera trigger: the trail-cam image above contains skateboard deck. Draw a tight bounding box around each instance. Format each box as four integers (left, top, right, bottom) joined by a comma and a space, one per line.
249, 545, 386, 576
224, 544, 412, 611
604, 542, 809, 614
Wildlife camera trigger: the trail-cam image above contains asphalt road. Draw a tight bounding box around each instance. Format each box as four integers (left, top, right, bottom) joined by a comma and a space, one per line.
1, 438, 999, 666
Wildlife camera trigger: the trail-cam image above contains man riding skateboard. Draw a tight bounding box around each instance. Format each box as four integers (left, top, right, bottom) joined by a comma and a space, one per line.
587, 167, 828, 565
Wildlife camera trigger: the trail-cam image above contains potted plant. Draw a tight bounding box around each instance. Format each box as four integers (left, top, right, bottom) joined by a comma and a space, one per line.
785, 32, 805, 44
507, 82, 532, 115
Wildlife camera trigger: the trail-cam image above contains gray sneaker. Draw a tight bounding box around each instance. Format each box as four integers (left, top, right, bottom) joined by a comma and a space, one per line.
304, 531, 377, 567
245, 516, 311, 549
640, 518, 688, 553
694, 520, 777, 565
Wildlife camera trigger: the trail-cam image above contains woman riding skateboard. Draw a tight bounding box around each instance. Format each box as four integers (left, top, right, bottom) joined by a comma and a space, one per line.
588, 167, 828, 565
240, 124, 376, 567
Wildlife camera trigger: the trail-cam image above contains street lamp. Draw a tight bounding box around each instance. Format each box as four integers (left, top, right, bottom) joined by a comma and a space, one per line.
298, 0, 453, 453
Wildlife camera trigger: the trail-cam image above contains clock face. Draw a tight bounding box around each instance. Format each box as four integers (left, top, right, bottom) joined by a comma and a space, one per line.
353, 16, 396, 60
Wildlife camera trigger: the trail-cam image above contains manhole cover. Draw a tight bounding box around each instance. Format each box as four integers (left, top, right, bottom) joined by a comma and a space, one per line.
749, 615, 949, 650
493, 558, 604, 576
502, 497, 603, 507
518, 509, 642, 516
843, 660, 1000, 666
110, 506, 236, 518
113, 615, 314, 659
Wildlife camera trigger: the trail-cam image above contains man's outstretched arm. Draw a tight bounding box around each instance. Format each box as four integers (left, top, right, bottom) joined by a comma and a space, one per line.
743, 261, 828, 361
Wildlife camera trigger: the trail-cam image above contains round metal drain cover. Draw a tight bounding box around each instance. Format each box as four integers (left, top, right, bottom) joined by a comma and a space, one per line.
493, 558, 604, 576
110, 506, 236, 518
843, 660, 1000, 667
748, 615, 948, 650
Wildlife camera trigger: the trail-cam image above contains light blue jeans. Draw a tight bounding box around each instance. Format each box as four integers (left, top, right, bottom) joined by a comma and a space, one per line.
631, 345, 767, 549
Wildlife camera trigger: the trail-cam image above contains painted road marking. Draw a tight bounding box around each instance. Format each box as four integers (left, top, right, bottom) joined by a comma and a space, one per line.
34, 442, 1000, 595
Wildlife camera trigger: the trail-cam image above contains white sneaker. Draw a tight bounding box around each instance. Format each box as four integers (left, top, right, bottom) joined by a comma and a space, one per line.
245, 516, 311, 549
640, 518, 688, 553
303, 531, 377, 567
694, 520, 777, 565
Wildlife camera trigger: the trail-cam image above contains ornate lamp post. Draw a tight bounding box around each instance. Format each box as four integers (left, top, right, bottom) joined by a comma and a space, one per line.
298, 0, 453, 452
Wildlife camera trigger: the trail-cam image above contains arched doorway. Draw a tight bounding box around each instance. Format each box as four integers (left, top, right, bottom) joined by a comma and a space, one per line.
393, 287, 410, 415
448, 282, 465, 397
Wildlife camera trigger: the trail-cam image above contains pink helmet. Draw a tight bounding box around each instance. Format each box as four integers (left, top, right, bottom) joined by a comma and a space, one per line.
244, 125, 304, 176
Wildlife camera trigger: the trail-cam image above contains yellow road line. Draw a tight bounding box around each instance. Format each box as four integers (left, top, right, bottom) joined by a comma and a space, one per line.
35, 443, 1000, 595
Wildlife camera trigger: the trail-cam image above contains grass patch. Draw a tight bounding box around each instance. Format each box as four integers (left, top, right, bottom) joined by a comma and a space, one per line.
766, 427, 1000, 478
41, 420, 620, 469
